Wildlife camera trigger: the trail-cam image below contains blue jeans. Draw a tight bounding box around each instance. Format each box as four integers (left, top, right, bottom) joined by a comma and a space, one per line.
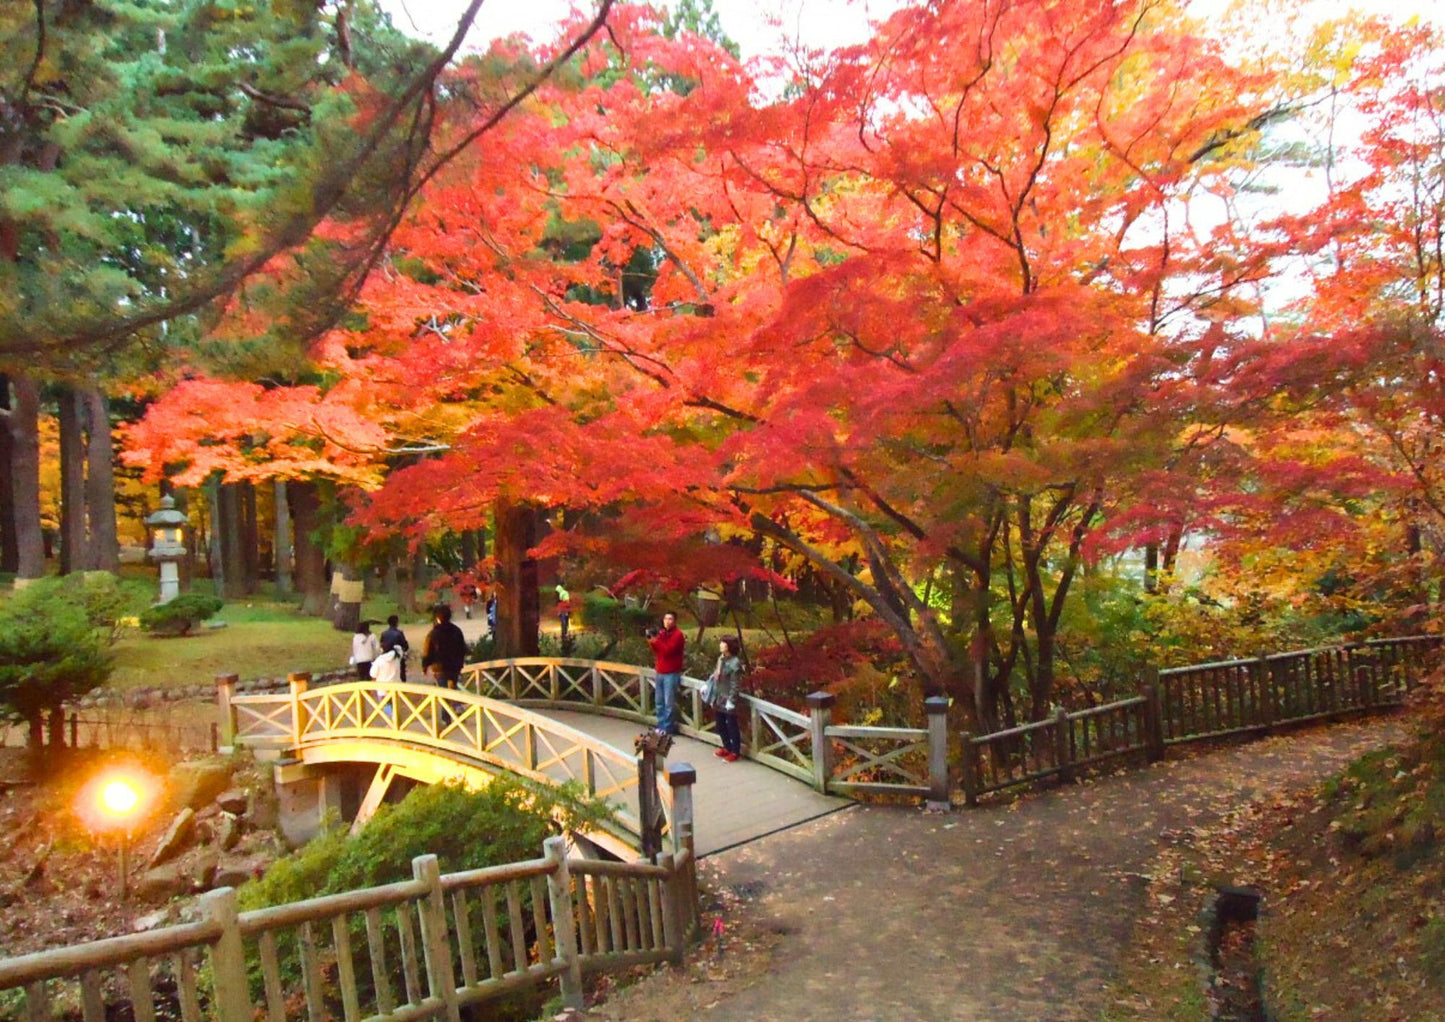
654, 672, 682, 733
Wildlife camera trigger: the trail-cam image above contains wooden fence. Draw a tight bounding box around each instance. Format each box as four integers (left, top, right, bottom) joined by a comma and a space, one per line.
960, 635, 1440, 804
0, 807, 702, 1020
458, 658, 952, 805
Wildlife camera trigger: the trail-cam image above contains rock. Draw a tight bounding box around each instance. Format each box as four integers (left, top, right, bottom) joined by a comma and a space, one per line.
133, 908, 173, 932
215, 788, 249, 816
190, 848, 219, 889
148, 808, 196, 869
217, 812, 243, 852
170, 760, 232, 810
134, 864, 189, 902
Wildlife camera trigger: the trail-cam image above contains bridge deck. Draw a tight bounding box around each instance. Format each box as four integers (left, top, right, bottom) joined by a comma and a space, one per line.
536, 708, 852, 857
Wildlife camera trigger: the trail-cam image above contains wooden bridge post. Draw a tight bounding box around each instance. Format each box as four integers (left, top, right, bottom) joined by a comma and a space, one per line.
805, 691, 837, 793
666, 763, 698, 933
543, 836, 585, 1008
924, 696, 951, 810
215, 673, 239, 751
200, 888, 252, 1022
288, 672, 311, 746
412, 854, 461, 1022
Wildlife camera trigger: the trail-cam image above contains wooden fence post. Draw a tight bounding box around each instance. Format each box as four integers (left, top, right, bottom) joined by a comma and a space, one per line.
215, 673, 238, 751
1256, 656, 1277, 730
805, 691, 837, 794
666, 764, 698, 935
287, 672, 311, 746
543, 836, 584, 1008
959, 733, 979, 807
924, 696, 951, 810
1141, 677, 1165, 763
200, 888, 252, 1022
658, 850, 686, 964
1054, 708, 1074, 784
412, 854, 461, 1022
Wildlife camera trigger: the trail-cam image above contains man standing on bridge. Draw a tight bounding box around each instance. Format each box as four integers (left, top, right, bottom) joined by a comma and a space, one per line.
646, 611, 685, 735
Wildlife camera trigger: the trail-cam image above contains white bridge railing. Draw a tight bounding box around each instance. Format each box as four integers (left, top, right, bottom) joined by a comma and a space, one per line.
458, 658, 951, 802
221, 676, 668, 849
0, 833, 701, 1021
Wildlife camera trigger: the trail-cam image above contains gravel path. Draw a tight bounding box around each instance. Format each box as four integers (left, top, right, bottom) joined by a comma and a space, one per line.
594, 716, 1406, 1021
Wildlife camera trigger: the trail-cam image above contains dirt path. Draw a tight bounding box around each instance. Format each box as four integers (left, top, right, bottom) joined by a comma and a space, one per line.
592, 716, 1407, 1021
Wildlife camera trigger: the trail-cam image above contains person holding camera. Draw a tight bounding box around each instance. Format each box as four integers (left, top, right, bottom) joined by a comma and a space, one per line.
645, 612, 685, 735
706, 635, 744, 761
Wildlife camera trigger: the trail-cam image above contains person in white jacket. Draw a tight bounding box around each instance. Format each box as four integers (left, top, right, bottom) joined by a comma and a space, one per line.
370, 645, 404, 720
351, 623, 380, 680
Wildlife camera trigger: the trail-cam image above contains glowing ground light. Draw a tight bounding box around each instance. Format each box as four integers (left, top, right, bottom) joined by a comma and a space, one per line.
100, 779, 141, 818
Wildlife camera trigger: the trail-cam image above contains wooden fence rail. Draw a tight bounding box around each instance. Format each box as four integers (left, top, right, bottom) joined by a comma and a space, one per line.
0, 821, 701, 1020
960, 635, 1440, 804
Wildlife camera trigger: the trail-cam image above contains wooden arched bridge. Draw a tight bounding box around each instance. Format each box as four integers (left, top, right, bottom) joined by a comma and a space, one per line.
219, 660, 862, 858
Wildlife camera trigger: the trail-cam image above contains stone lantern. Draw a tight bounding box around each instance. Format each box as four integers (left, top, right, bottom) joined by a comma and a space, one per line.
144, 495, 189, 603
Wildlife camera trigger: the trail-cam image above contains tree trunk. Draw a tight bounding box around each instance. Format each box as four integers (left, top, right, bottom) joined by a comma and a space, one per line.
10, 375, 45, 580
219, 481, 249, 598
459, 530, 477, 573
273, 479, 293, 597
401, 542, 426, 615
332, 560, 363, 632
0, 374, 17, 573
82, 386, 119, 571
240, 480, 260, 592
289, 479, 329, 615
58, 387, 86, 575
494, 497, 539, 657
205, 474, 226, 596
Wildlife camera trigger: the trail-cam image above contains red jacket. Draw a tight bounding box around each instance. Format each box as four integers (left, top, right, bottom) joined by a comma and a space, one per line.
648, 626, 685, 674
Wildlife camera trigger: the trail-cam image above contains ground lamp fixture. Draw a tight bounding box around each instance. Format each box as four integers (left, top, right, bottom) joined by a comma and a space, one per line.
78, 769, 157, 903
145, 495, 189, 604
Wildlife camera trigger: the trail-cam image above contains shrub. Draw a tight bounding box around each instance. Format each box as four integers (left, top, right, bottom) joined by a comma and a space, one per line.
0, 581, 112, 748
138, 594, 224, 636
748, 618, 908, 712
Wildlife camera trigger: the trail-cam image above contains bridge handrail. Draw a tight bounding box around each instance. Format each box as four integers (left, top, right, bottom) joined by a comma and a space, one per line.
0, 836, 701, 1020
228, 680, 666, 850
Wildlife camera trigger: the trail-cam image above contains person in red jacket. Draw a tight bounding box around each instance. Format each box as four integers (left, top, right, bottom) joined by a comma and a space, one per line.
646, 611, 685, 734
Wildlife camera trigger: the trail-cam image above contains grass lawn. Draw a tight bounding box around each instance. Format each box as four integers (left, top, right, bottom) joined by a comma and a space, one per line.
109, 601, 352, 690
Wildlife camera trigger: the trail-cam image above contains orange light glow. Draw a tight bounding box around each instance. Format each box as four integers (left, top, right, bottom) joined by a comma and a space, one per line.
77, 768, 157, 833
100, 779, 141, 817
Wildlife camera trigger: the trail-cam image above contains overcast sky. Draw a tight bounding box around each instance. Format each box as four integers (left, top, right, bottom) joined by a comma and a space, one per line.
378, 0, 1441, 57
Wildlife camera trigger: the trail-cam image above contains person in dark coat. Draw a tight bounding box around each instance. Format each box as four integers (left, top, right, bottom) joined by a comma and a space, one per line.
421, 604, 468, 689
379, 614, 410, 682
706, 635, 744, 761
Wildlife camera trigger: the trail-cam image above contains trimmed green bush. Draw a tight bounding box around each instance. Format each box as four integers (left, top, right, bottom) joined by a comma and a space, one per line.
138, 594, 224, 636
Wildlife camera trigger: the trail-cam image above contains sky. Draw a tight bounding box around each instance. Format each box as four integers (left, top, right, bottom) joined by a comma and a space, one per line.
379, 0, 1442, 57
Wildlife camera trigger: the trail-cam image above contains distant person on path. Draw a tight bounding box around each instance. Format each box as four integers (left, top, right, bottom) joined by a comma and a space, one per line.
460, 583, 479, 619
706, 636, 744, 761
556, 583, 572, 643
422, 604, 468, 689
350, 622, 379, 681
379, 614, 410, 681
646, 611, 685, 734
486, 592, 497, 637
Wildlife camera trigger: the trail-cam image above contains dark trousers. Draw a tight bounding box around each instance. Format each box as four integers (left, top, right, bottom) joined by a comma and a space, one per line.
355, 662, 372, 681
714, 708, 742, 754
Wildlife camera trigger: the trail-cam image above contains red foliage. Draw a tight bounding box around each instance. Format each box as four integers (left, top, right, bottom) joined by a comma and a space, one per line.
747, 619, 905, 709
